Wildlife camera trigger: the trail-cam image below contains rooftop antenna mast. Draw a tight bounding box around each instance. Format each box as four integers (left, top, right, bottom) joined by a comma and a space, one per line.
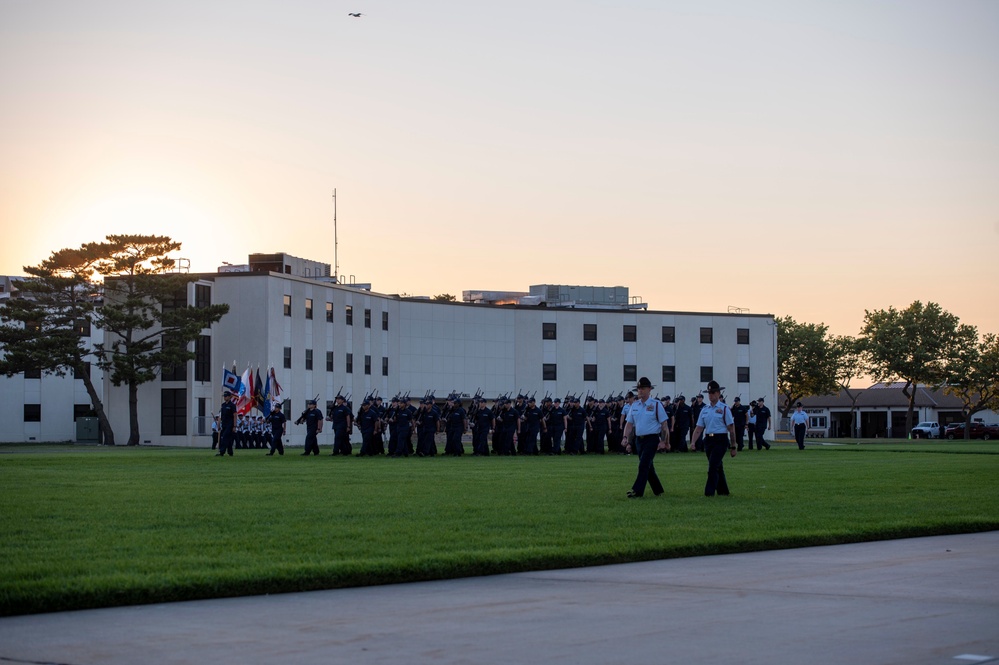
332, 188, 339, 283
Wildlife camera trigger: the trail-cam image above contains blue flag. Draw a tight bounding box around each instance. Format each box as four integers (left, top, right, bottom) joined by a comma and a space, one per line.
222, 367, 241, 393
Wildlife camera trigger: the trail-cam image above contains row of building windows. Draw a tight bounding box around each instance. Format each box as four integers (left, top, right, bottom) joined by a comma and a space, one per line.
284, 348, 389, 376
543, 323, 750, 344
21, 403, 95, 423
284, 296, 390, 330
542, 364, 751, 383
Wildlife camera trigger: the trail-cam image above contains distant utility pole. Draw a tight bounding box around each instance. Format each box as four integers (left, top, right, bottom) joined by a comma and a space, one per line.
332, 188, 339, 283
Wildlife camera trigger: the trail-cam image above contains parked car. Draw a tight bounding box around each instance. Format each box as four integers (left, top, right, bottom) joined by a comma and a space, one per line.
944, 422, 999, 440
910, 422, 940, 439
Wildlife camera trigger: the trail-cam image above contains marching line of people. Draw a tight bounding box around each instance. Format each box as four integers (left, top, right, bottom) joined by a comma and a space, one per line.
211, 385, 776, 459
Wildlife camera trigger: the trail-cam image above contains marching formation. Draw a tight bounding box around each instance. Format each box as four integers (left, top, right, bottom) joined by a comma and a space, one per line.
213, 385, 775, 458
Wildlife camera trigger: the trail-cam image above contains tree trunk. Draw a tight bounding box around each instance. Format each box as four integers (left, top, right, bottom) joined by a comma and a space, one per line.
902, 382, 915, 437
127, 381, 141, 446
79, 368, 115, 446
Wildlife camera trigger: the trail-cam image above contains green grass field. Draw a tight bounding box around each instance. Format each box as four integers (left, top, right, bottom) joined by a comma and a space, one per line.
2, 439, 998, 616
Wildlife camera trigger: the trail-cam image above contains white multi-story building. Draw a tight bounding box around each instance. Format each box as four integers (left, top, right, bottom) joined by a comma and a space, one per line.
101, 253, 778, 447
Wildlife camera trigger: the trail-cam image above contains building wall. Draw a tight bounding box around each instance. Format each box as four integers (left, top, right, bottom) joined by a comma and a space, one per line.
95, 271, 777, 447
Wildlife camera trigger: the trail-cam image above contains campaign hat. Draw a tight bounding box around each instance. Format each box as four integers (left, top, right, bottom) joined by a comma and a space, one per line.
633, 377, 655, 390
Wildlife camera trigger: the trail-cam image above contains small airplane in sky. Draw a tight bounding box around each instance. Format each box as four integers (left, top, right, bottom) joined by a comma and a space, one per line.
348, 12, 363, 17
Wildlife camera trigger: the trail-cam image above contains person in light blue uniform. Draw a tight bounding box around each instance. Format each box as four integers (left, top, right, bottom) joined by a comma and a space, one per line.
622, 377, 670, 498
790, 402, 808, 449
690, 381, 738, 497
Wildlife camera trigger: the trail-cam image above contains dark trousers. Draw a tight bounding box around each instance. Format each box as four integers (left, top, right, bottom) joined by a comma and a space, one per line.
755, 423, 770, 450
333, 427, 352, 455
703, 434, 731, 496
672, 424, 689, 452
549, 428, 564, 454
521, 427, 539, 455
219, 429, 234, 456
211, 431, 219, 449
794, 423, 807, 449
269, 430, 284, 455
472, 428, 490, 456
304, 431, 320, 455
588, 428, 606, 454
445, 429, 464, 456
359, 429, 374, 456
631, 434, 664, 497
734, 422, 746, 451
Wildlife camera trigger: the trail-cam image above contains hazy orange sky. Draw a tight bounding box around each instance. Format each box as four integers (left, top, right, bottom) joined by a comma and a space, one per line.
2, 0, 997, 342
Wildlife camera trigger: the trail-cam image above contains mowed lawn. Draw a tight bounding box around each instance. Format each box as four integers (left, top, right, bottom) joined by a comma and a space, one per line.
2, 441, 998, 616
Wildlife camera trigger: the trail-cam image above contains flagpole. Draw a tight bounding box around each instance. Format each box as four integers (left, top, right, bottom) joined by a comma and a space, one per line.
332, 188, 338, 284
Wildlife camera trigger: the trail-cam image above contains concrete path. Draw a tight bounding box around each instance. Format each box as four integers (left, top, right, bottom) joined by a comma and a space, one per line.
1, 532, 997, 665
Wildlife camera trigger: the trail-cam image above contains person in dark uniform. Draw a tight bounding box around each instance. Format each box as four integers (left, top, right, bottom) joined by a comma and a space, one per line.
520, 396, 543, 455
690, 381, 738, 497
266, 403, 287, 455
295, 399, 324, 455
671, 395, 691, 453
546, 398, 566, 455
587, 397, 610, 454
471, 399, 493, 456
372, 396, 386, 455
391, 397, 417, 457
622, 377, 670, 498
754, 397, 772, 450
417, 397, 440, 456
790, 401, 808, 449
567, 396, 587, 455
444, 396, 467, 456
496, 399, 520, 456
691, 394, 706, 452
327, 394, 353, 456
731, 396, 749, 451
217, 391, 237, 457
211, 415, 220, 450
356, 399, 379, 456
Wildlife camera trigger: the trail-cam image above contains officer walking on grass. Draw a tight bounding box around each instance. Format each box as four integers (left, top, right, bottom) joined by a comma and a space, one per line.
689, 380, 738, 497
296, 399, 324, 456
216, 391, 237, 457
622, 377, 670, 498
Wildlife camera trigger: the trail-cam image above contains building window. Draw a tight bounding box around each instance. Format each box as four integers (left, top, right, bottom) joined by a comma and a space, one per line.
543, 363, 557, 381
326, 302, 334, 322
623, 325, 637, 342
194, 335, 210, 382
382, 357, 389, 376
24, 368, 42, 379
161, 337, 187, 381
346, 353, 353, 374
305, 298, 313, 320
74, 362, 91, 381
662, 326, 675, 343
700, 366, 714, 382
583, 364, 598, 382
326, 351, 335, 372
583, 324, 597, 341
195, 284, 211, 309
305, 349, 313, 371
24, 404, 41, 422
74, 404, 91, 420
700, 327, 713, 344
345, 305, 353, 326
738, 366, 750, 383
283, 294, 291, 317
737, 328, 750, 344
542, 322, 557, 340
623, 365, 637, 383
283, 347, 292, 369
75, 318, 92, 337
160, 388, 186, 436
364, 309, 371, 328
364, 355, 371, 375
382, 311, 389, 331
662, 365, 676, 382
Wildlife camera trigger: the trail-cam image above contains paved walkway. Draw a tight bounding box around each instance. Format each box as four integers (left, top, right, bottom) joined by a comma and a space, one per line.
1, 532, 997, 665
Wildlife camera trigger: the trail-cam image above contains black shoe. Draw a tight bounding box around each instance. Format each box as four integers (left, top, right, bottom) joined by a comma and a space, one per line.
215, 453, 224, 457
301, 452, 310, 456
627, 490, 642, 499
653, 490, 664, 497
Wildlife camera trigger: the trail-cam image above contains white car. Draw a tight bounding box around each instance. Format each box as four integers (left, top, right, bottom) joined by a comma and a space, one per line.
911, 422, 940, 439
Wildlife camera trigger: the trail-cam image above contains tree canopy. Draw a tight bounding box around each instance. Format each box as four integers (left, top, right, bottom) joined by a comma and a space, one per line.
859, 300, 976, 435
943, 332, 999, 438
776, 315, 842, 418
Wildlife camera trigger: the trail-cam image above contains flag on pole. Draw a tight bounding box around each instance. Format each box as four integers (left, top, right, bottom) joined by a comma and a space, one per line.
261, 371, 272, 417
236, 365, 254, 415
253, 367, 264, 413
222, 367, 241, 393
269, 367, 283, 404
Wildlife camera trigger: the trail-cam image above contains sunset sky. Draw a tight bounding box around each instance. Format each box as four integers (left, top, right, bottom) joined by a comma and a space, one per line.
2, 0, 997, 346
